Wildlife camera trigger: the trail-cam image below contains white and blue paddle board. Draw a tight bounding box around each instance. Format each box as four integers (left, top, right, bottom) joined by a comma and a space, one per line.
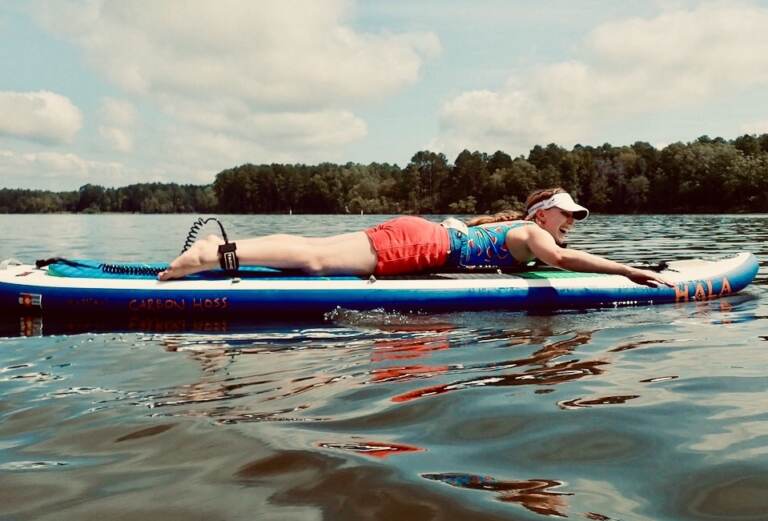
0, 253, 759, 317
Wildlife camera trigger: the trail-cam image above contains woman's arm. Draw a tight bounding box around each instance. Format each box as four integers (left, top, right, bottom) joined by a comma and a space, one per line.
524, 226, 672, 288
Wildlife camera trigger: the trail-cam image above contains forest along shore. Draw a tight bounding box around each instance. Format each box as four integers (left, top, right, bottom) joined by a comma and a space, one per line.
3, 134, 768, 215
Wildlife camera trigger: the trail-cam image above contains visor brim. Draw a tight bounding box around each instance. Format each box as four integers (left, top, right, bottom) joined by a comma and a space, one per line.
554, 202, 589, 221
571, 209, 589, 221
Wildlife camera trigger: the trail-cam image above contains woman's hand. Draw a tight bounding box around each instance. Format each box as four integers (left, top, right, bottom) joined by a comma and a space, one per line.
625, 267, 673, 288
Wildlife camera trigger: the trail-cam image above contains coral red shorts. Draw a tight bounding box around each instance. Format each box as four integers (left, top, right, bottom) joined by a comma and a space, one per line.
364, 216, 450, 276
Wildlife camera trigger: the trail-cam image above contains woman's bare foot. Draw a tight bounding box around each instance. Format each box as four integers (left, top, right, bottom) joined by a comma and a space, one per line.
158, 235, 223, 280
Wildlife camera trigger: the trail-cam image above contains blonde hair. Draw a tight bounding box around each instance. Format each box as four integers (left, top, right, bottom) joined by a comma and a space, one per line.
465, 210, 523, 226
465, 187, 567, 226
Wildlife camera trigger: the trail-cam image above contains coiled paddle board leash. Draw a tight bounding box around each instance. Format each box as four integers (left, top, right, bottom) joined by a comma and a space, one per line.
36, 217, 239, 277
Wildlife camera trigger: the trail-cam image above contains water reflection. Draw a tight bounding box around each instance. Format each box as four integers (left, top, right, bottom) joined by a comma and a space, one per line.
389, 331, 607, 403
318, 440, 423, 459
423, 472, 573, 517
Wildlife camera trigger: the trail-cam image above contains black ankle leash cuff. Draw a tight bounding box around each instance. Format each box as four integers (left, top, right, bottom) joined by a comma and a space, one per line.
218, 242, 239, 274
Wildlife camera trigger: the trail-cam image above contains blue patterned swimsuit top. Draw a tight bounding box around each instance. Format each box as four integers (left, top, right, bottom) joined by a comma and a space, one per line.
446, 220, 534, 269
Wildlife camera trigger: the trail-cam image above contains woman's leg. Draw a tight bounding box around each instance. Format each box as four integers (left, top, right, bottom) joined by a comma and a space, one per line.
157, 232, 377, 280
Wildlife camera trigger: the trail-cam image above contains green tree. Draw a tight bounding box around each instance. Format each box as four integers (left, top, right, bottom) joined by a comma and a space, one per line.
443, 150, 490, 212
77, 184, 106, 213
405, 150, 450, 213
733, 134, 761, 157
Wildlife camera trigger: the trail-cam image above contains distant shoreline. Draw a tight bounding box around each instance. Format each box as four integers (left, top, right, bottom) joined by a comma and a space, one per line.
3, 134, 767, 214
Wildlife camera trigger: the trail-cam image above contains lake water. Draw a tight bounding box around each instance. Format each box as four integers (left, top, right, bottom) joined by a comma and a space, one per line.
1, 214, 767, 521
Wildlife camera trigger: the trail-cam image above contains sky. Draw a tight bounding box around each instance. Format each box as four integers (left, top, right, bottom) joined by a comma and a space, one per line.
2, 0, 768, 190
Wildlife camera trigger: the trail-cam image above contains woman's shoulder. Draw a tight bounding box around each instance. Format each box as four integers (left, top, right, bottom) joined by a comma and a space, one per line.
504, 221, 543, 242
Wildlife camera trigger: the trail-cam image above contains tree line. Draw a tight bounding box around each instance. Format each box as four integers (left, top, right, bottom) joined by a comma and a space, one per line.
3, 134, 768, 214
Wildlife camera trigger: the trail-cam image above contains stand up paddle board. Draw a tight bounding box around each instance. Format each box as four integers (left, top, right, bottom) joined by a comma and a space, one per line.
0, 253, 759, 317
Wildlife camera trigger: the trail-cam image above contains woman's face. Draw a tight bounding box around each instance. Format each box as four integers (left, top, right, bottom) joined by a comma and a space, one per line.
537, 207, 575, 246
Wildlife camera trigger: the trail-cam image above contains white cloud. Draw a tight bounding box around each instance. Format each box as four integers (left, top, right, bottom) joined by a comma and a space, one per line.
101, 98, 137, 127
99, 98, 137, 152
0, 148, 134, 189
162, 130, 273, 180
98, 126, 134, 153
156, 120, 359, 183
161, 97, 367, 149
59, 1, 438, 105
0, 91, 82, 144
739, 120, 768, 135
436, 1, 768, 156
28, 1, 439, 168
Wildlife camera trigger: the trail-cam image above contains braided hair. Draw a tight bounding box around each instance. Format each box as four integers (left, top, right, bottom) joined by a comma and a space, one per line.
465, 187, 567, 226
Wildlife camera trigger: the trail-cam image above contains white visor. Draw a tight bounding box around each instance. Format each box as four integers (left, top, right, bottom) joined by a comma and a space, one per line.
525, 192, 589, 221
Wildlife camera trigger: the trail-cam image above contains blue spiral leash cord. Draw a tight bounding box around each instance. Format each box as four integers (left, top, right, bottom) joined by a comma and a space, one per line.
35, 217, 238, 277
180, 217, 230, 254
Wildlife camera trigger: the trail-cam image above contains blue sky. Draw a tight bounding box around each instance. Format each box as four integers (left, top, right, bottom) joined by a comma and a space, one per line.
2, 0, 768, 190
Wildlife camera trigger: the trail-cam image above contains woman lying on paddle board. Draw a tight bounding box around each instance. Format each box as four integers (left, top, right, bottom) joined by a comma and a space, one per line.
158, 187, 671, 287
